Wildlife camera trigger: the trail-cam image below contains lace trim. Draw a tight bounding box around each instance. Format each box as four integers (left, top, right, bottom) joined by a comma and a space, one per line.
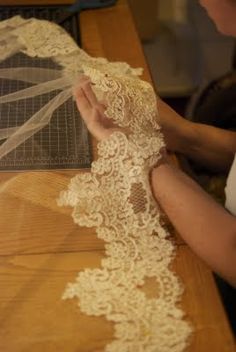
58, 52, 193, 350
58, 131, 192, 351
0, 15, 142, 77
0, 15, 192, 350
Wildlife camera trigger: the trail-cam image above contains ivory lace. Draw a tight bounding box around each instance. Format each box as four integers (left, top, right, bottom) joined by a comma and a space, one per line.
0, 16, 192, 351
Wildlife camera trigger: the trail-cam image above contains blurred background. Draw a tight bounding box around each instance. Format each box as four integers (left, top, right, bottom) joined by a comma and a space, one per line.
129, 0, 235, 99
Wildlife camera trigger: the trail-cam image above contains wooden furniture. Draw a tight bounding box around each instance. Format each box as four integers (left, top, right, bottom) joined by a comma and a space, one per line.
0, 1, 235, 351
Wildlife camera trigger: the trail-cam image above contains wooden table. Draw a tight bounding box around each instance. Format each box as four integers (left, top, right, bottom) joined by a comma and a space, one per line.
0, 1, 235, 351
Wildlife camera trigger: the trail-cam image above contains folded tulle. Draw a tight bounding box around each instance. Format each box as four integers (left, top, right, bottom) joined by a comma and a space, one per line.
0, 126, 19, 141
0, 87, 72, 159
0, 76, 71, 104
0, 14, 143, 160
0, 65, 75, 159
0, 67, 63, 83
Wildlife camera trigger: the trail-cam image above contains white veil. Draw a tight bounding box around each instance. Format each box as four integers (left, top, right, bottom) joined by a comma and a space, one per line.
0, 15, 141, 161
0, 15, 192, 351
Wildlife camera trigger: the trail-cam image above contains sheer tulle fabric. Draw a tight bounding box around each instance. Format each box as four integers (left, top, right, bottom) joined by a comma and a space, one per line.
0, 68, 73, 159
0, 15, 192, 351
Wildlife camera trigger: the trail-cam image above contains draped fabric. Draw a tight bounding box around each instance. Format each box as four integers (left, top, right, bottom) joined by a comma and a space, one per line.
0, 16, 192, 351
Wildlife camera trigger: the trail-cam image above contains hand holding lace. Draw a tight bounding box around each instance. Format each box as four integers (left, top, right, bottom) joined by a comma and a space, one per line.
74, 77, 125, 141
0, 14, 192, 350
61, 60, 192, 352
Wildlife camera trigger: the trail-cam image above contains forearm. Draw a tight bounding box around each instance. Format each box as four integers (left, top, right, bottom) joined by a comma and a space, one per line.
151, 163, 236, 286
181, 122, 236, 172
157, 98, 236, 172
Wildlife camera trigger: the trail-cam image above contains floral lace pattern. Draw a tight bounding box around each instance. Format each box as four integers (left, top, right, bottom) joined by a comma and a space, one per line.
59, 65, 192, 350
0, 15, 142, 77
0, 16, 192, 351
59, 131, 192, 351
0, 16, 78, 57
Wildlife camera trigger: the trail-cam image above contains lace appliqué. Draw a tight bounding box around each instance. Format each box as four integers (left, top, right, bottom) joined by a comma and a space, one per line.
58, 67, 192, 350
0, 15, 142, 77
59, 131, 192, 351
0, 15, 192, 350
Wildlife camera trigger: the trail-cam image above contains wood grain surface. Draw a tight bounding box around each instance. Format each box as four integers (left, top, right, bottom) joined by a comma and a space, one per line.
0, 1, 235, 351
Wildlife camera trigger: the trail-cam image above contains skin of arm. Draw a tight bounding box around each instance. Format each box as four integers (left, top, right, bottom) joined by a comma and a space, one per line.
157, 97, 236, 172
151, 162, 236, 287
154, 2, 236, 282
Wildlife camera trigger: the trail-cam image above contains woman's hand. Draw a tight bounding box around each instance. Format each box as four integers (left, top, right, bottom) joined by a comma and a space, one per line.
74, 77, 120, 141
74, 76, 190, 148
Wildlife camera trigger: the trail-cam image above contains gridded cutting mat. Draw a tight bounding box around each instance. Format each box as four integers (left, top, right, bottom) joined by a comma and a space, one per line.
0, 6, 92, 171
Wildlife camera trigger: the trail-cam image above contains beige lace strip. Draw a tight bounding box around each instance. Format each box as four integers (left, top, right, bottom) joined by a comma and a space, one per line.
0, 16, 192, 351
58, 69, 192, 352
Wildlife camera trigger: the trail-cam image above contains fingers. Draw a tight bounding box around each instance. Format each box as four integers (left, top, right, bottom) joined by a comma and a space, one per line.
75, 87, 91, 111
74, 75, 97, 106
74, 86, 108, 141
74, 78, 119, 141
76, 75, 90, 87
82, 81, 98, 106
83, 81, 108, 118
76, 78, 107, 114
74, 87, 92, 126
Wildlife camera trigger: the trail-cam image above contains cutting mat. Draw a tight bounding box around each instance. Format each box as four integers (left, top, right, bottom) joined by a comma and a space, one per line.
0, 6, 92, 171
